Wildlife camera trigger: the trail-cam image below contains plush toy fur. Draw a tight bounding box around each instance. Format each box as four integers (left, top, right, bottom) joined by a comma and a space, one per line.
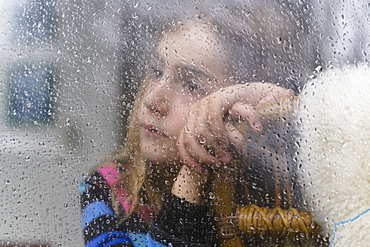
296, 64, 370, 246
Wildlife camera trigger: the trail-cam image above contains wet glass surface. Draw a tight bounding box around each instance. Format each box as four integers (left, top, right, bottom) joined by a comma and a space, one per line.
0, 0, 369, 246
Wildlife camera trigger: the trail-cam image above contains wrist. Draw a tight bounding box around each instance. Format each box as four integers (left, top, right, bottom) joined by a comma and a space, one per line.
171, 165, 208, 204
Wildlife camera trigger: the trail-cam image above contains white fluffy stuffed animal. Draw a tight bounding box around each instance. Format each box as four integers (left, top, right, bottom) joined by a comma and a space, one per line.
296, 64, 370, 246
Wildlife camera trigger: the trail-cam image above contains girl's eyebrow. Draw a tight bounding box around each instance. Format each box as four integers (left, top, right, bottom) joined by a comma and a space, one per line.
178, 65, 207, 77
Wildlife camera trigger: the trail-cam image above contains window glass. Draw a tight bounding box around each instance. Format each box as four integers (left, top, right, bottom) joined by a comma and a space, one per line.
0, 0, 369, 246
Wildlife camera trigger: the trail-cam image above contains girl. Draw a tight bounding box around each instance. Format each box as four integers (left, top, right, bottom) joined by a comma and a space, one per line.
80, 18, 295, 246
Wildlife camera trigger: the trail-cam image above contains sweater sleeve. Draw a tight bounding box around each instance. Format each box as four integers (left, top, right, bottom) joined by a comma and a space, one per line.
149, 193, 218, 246
81, 170, 218, 246
80, 171, 135, 247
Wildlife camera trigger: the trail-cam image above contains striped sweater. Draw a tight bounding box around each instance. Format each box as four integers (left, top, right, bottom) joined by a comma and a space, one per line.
80, 165, 218, 247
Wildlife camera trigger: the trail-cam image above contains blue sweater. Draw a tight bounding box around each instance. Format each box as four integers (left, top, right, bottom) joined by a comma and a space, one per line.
80, 166, 218, 247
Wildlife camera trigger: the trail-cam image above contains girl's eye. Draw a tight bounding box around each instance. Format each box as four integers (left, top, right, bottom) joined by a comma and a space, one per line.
184, 79, 204, 94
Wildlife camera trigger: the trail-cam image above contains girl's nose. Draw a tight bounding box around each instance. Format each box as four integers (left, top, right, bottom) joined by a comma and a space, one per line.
145, 81, 170, 117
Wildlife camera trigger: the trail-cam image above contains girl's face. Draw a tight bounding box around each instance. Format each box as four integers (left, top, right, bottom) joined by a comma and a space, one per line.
137, 23, 231, 164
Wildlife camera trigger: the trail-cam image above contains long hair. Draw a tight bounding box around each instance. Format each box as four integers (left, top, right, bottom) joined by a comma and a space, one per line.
108, 20, 220, 218
108, 75, 179, 219
105, 1, 317, 220
108, 77, 174, 218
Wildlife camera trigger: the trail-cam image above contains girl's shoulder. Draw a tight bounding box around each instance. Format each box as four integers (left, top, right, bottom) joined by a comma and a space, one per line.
81, 163, 132, 212
81, 163, 123, 190
80, 164, 121, 197
96, 164, 122, 187
80, 164, 121, 208
81, 163, 153, 222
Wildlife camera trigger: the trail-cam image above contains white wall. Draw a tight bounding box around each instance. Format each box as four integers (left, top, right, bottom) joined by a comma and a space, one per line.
0, 0, 122, 245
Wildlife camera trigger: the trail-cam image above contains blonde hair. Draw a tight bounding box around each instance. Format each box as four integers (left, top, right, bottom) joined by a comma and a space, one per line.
105, 19, 221, 220
111, 80, 148, 216
109, 76, 179, 219
104, 4, 316, 219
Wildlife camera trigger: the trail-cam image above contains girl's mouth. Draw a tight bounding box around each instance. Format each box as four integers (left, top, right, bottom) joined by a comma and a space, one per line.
142, 124, 167, 138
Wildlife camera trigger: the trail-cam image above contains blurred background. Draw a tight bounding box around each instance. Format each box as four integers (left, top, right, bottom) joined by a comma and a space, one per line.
0, 0, 368, 246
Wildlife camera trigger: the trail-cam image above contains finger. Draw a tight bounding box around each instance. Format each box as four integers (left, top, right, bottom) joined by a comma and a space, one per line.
206, 99, 231, 151
213, 147, 232, 164
189, 100, 229, 163
229, 102, 263, 132
193, 108, 217, 150
184, 130, 221, 166
177, 129, 203, 173
186, 107, 219, 157
177, 128, 221, 173
224, 122, 246, 156
257, 88, 294, 107
203, 114, 231, 164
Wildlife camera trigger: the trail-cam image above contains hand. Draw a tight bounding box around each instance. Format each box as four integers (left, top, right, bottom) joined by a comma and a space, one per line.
177, 82, 294, 173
